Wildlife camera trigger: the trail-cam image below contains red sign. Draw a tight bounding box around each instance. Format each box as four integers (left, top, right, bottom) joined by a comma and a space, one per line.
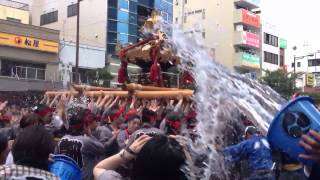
242, 31, 260, 48
242, 9, 260, 28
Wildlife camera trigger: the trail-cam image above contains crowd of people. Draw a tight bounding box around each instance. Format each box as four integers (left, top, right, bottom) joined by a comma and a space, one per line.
0, 93, 320, 180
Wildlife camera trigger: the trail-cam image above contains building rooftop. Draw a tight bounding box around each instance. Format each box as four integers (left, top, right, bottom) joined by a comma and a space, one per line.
0, 0, 29, 11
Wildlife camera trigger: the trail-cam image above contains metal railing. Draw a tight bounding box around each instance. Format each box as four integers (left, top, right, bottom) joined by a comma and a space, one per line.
129, 72, 180, 88
11, 66, 62, 82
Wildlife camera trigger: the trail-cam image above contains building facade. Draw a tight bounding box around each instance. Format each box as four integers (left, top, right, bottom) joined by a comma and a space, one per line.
31, 0, 107, 83
0, 18, 61, 91
0, 0, 29, 24
30, 0, 173, 85
106, 0, 174, 83
261, 21, 287, 74
292, 52, 320, 93
174, 0, 261, 78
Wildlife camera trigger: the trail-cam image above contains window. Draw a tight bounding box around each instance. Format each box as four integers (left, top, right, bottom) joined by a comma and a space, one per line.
264, 51, 278, 65
108, 0, 118, 8
108, 20, 117, 31
264, 33, 278, 47
175, 17, 178, 24
117, 22, 129, 34
108, 32, 117, 43
129, 13, 137, 24
161, 11, 169, 22
128, 35, 138, 43
308, 59, 320, 67
40, 11, 58, 25
107, 44, 116, 54
118, 33, 129, 44
202, 9, 205, 19
67, 4, 78, 17
129, 24, 137, 35
138, 0, 154, 7
292, 62, 295, 68
183, 15, 187, 23
129, 1, 137, 12
119, 0, 129, 10
118, 10, 129, 23
108, 8, 117, 20
297, 62, 301, 67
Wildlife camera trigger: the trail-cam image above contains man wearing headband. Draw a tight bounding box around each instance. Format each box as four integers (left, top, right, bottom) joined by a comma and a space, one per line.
117, 110, 141, 149
93, 107, 125, 157
223, 126, 274, 180
57, 108, 104, 180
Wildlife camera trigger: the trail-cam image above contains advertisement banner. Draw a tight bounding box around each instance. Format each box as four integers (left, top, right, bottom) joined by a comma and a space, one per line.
241, 53, 260, 69
242, 31, 260, 48
0, 32, 59, 53
242, 9, 260, 28
307, 73, 315, 87
279, 38, 287, 49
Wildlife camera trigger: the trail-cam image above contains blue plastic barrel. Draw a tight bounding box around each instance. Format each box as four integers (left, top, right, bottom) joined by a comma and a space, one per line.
267, 96, 320, 165
49, 155, 81, 180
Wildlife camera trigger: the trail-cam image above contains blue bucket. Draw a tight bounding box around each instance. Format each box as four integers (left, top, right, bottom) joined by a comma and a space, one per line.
49, 155, 81, 180
267, 96, 320, 165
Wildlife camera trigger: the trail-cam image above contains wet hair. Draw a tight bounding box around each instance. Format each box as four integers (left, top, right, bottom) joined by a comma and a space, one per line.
68, 108, 87, 136
141, 108, 156, 124
12, 125, 55, 170
131, 135, 187, 180
245, 126, 257, 136
20, 113, 43, 129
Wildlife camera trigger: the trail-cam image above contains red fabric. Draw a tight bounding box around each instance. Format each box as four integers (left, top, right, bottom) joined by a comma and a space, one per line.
70, 122, 84, 129
183, 71, 193, 84
36, 107, 54, 118
0, 115, 11, 122
185, 111, 197, 121
110, 107, 125, 122
125, 109, 138, 122
149, 62, 160, 82
118, 62, 128, 83
166, 119, 182, 130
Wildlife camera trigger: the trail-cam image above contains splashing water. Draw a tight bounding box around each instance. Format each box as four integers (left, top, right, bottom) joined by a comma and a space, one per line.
156, 20, 286, 179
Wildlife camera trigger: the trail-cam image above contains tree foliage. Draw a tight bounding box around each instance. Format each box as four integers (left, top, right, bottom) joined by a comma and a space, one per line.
261, 70, 297, 98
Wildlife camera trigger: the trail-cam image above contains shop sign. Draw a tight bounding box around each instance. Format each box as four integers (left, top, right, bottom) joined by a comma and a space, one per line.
241, 53, 260, 69
279, 38, 287, 49
242, 31, 260, 48
242, 9, 260, 28
307, 73, 315, 87
0, 32, 58, 53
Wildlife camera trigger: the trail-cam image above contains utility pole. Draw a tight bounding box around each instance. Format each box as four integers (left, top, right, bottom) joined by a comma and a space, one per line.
75, 0, 80, 84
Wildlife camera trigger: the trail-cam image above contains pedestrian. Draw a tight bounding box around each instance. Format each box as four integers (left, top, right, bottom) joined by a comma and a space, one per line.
223, 126, 275, 180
